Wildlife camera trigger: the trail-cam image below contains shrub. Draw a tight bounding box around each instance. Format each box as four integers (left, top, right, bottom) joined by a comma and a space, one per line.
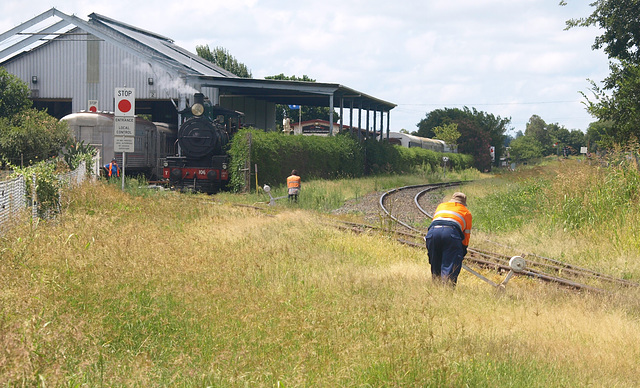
10, 160, 63, 217
0, 109, 72, 167
62, 140, 98, 173
228, 130, 474, 191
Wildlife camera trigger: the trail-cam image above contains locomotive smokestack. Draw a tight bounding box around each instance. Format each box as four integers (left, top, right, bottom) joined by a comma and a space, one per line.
194, 93, 204, 106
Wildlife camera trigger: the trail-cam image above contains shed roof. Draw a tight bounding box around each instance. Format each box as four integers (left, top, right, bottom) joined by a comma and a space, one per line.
193, 76, 396, 111
0, 8, 395, 111
0, 8, 234, 77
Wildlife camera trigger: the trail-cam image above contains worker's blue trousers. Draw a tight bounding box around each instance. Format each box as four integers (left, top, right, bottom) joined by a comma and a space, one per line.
425, 225, 465, 285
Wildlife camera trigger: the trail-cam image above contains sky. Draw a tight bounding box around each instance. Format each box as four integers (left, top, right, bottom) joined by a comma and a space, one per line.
0, 1, 610, 135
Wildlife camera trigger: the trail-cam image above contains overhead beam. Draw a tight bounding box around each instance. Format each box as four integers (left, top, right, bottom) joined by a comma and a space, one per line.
0, 19, 71, 61
0, 8, 57, 42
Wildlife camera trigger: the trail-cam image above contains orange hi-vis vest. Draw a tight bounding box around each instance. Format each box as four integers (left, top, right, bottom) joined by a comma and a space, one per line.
287, 175, 301, 189
107, 162, 119, 177
432, 201, 473, 246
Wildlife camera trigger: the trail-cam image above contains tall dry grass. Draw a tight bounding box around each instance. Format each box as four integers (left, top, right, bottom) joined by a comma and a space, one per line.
470, 158, 640, 280
1, 173, 640, 386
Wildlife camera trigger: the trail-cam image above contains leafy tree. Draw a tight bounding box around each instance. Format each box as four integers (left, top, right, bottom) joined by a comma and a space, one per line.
432, 123, 460, 149
416, 106, 510, 168
62, 139, 97, 171
0, 67, 32, 118
524, 115, 553, 155
504, 134, 515, 147
547, 123, 571, 146
0, 109, 71, 166
581, 61, 640, 143
508, 135, 543, 162
457, 118, 492, 172
520, 115, 586, 156
563, 0, 640, 144
586, 120, 615, 151
195, 45, 252, 78
563, 0, 640, 63
0, 69, 71, 167
567, 129, 586, 154
264, 74, 339, 128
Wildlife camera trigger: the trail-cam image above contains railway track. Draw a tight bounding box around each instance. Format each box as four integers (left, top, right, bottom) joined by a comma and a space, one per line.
373, 182, 638, 292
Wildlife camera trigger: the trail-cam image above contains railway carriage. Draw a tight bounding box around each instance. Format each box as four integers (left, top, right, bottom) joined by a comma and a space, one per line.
388, 132, 451, 153
61, 112, 177, 177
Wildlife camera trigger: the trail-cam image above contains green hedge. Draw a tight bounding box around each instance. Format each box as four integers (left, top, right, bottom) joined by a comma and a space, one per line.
228, 129, 473, 191
362, 138, 471, 174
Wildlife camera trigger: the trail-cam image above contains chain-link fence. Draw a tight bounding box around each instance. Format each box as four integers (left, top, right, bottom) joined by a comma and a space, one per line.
0, 155, 100, 234
0, 175, 27, 234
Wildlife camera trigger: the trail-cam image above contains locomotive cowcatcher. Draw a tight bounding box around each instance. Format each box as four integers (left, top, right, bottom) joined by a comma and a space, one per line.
163, 93, 243, 193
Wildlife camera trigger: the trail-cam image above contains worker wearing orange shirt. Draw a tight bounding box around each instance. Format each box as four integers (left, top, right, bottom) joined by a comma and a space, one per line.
425, 192, 472, 286
286, 169, 301, 202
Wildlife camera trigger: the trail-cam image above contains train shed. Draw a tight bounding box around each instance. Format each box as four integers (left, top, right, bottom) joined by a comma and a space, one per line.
0, 8, 396, 138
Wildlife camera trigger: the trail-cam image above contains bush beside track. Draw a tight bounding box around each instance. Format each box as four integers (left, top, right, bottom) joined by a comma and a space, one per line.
228, 129, 473, 191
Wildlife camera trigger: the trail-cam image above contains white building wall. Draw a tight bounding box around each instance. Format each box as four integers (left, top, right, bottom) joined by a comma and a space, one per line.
4, 28, 187, 113
2, 27, 272, 126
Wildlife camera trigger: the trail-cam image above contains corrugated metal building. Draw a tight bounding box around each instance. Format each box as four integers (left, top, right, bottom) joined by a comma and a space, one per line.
0, 8, 395, 135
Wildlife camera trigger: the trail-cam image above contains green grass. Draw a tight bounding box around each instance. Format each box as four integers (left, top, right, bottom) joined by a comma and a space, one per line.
217, 167, 486, 212
2, 161, 640, 386
468, 159, 640, 278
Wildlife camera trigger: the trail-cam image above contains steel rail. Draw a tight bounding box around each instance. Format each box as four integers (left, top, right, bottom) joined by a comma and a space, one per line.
379, 182, 461, 234
331, 217, 609, 292
377, 184, 628, 292
393, 236, 604, 292
412, 187, 637, 288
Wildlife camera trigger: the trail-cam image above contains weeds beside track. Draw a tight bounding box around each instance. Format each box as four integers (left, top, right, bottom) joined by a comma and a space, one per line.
376, 183, 638, 293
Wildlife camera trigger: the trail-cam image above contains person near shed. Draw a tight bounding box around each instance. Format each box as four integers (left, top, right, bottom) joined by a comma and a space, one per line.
425, 192, 472, 286
104, 158, 120, 179
287, 169, 301, 202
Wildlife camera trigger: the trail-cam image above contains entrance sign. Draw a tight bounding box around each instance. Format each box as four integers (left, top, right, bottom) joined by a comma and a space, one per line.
114, 87, 136, 190
115, 87, 135, 116
114, 136, 135, 153
114, 116, 135, 136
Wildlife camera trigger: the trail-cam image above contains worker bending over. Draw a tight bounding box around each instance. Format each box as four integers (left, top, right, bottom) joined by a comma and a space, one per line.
425, 192, 472, 286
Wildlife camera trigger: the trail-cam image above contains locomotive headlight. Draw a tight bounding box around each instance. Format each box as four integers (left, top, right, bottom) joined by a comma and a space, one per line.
191, 103, 204, 116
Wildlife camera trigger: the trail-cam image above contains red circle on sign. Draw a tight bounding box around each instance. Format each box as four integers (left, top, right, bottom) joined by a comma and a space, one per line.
118, 99, 132, 113
89, 106, 97, 112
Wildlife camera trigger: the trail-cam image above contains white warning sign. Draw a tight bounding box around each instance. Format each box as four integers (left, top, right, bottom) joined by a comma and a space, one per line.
114, 136, 135, 153
114, 117, 135, 137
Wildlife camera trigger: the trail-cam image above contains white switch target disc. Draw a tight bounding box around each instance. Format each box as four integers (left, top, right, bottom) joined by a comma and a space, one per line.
509, 256, 526, 273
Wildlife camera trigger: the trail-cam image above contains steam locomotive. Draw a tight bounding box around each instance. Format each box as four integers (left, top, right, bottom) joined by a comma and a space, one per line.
163, 93, 244, 193
62, 92, 243, 193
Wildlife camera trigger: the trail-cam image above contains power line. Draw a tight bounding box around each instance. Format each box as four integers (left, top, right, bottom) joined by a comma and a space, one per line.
398, 100, 582, 107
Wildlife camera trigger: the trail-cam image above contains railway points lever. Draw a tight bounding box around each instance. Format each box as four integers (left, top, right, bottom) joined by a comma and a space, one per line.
463, 255, 527, 290
263, 185, 288, 206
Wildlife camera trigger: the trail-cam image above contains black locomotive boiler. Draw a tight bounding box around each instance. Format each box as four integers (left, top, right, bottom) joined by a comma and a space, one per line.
163, 93, 243, 193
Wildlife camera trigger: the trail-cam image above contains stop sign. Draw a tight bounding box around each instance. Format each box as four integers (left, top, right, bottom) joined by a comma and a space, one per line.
114, 87, 135, 116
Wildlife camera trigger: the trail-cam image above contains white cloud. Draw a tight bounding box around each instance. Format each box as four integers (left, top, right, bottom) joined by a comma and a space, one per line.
0, 0, 610, 133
